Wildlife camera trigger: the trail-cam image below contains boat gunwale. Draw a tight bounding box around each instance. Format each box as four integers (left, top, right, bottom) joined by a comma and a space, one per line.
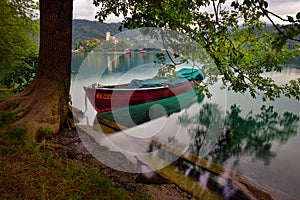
84, 80, 195, 92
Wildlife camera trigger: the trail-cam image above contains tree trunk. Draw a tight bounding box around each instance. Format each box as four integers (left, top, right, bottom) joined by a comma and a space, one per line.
0, 0, 73, 140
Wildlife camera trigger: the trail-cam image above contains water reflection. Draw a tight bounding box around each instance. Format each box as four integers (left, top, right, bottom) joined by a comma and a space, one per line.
90, 101, 300, 199
171, 103, 299, 199
71, 52, 88, 73
180, 103, 299, 166
102, 52, 165, 75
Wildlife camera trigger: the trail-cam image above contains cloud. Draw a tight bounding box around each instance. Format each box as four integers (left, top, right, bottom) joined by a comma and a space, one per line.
73, 0, 99, 21
264, 0, 300, 24
73, 0, 124, 22
268, 0, 300, 15
73, 0, 300, 23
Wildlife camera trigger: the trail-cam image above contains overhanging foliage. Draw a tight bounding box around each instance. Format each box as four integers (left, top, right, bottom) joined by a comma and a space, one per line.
93, 0, 300, 101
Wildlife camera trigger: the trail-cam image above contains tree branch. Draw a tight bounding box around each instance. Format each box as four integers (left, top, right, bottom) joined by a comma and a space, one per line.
212, 0, 219, 23
265, 9, 291, 22
257, 4, 300, 42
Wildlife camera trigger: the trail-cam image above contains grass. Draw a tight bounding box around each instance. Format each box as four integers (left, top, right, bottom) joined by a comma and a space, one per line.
0, 90, 151, 200
0, 119, 150, 200
0, 87, 14, 102
0, 146, 142, 199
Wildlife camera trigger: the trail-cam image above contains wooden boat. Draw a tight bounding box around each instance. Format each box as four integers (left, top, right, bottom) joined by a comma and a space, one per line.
84, 68, 205, 113
95, 89, 204, 130
139, 48, 146, 54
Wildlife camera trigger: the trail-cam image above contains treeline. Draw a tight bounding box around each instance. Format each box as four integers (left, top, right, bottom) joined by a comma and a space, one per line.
72, 20, 299, 51
72, 19, 123, 48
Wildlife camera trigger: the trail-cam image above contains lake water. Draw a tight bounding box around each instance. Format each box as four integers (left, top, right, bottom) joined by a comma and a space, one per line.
71, 52, 300, 199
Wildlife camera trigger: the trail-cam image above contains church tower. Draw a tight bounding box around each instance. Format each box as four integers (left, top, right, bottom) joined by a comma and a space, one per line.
105, 27, 111, 41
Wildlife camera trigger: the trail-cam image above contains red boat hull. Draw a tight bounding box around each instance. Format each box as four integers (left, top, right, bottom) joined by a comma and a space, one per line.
84, 80, 196, 113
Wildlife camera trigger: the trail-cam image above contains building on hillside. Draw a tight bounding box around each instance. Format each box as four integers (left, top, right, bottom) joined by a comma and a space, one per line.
105, 29, 111, 41
105, 27, 118, 43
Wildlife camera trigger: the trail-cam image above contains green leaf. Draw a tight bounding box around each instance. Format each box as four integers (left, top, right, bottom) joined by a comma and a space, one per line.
287, 16, 294, 22
296, 12, 300, 20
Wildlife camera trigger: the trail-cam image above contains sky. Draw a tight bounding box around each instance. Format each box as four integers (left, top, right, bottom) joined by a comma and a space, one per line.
73, 0, 300, 24
73, 0, 122, 22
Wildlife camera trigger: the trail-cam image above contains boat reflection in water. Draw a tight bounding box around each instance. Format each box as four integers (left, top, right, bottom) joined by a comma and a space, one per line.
87, 99, 300, 200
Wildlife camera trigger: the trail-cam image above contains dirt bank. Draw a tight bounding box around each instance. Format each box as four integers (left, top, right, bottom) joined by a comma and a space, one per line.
47, 128, 195, 200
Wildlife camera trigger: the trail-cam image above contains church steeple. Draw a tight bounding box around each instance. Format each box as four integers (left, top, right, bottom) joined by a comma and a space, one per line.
105, 26, 111, 41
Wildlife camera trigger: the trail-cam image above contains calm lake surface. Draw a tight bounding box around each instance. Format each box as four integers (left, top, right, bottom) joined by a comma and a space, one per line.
71, 52, 300, 199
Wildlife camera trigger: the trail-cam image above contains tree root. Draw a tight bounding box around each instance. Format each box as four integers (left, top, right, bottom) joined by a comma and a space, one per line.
0, 79, 69, 141
38, 139, 71, 151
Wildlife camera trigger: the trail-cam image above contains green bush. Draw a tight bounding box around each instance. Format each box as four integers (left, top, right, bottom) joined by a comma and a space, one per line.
1, 52, 38, 93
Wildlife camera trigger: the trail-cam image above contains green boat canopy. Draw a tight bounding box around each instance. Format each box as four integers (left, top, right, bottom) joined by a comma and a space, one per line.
127, 68, 205, 88
176, 68, 205, 81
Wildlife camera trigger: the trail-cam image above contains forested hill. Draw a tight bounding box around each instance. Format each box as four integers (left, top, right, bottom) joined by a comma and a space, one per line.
72, 19, 123, 48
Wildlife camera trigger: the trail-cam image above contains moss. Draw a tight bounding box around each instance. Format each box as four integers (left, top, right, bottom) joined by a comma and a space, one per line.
0, 87, 14, 102
9, 126, 27, 140
40, 127, 54, 137
0, 110, 16, 129
0, 109, 28, 132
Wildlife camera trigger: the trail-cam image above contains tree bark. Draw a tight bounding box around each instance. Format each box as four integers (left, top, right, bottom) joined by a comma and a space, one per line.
0, 0, 73, 140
